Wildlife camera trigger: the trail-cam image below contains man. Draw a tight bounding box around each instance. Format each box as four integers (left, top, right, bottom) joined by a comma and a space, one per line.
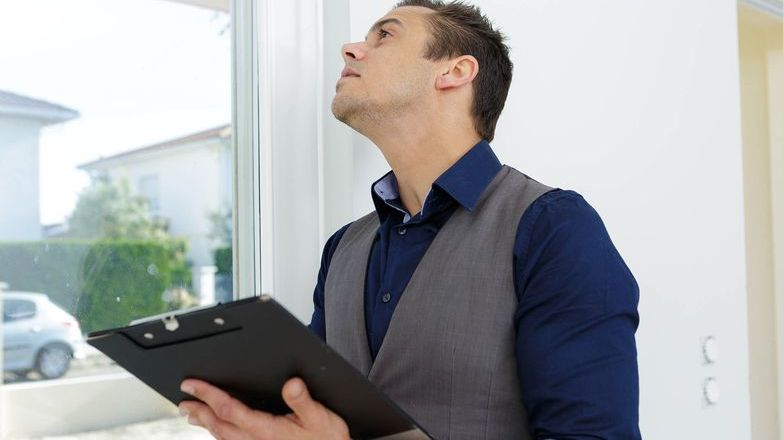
178, 1, 641, 439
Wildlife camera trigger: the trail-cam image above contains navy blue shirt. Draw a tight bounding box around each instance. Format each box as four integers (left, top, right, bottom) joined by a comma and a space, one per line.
309, 141, 641, 439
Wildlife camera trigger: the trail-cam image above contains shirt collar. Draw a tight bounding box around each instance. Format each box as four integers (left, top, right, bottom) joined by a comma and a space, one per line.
371, 171, 411, 222
433, 140, 502, 212
370, 140, 502, 221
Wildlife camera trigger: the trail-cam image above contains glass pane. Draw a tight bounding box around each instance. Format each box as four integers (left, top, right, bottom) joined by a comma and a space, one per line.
0, 0, 233, 437
3, 298, 37, 322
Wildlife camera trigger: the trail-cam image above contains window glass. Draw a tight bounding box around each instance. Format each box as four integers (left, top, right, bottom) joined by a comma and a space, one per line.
3, 299, 37, 322
138, 174, 161, 215
0, 0, 233, 437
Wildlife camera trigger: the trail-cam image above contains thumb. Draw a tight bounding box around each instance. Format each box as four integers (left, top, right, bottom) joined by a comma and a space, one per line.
282, 377, 329, 428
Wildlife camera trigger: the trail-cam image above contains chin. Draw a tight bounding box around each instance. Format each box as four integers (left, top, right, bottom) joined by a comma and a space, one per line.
331, 96, 358, 124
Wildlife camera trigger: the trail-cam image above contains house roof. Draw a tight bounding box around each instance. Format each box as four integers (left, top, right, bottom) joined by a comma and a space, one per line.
0, 89, 79, 124
79, 123, 231, 170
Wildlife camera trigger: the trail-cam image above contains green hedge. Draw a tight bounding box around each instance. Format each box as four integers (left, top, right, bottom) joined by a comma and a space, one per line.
0, 239, 189, 334
214, 246, 232, 275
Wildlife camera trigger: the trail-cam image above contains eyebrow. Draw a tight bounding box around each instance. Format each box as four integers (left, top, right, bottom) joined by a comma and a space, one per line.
365, 18, 404, 41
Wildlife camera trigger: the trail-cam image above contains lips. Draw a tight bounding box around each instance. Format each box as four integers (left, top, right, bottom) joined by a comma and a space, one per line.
340, 66, 360, 78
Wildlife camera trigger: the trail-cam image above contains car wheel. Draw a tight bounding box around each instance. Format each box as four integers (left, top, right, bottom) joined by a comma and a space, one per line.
35, 344, 72, 379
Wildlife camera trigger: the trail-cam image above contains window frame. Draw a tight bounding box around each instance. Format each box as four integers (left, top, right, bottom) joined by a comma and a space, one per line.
235, 0, 354, 323
231, 0, 262, 300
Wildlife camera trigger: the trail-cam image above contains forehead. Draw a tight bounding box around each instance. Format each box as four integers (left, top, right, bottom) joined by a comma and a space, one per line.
373, 6, 433, 35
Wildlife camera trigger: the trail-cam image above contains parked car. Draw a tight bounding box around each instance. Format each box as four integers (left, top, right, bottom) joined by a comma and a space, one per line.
2, 291, 87, 380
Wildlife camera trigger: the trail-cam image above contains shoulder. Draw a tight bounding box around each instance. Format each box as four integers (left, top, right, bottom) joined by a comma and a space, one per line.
527, 189, 603, 226
513, 189, 638, 310
515, 189, 611, 261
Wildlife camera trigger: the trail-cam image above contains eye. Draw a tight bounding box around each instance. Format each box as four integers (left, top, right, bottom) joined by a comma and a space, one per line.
378, 28, 391, 39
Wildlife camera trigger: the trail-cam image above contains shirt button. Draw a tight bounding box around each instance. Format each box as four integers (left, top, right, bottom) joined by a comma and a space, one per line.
397, 226, 407, 236
381, 292, 392, 303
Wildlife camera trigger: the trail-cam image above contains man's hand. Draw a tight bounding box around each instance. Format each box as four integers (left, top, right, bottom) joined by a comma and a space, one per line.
178, 377, 350, 440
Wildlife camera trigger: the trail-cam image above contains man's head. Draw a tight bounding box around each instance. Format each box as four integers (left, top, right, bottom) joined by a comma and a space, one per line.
331, 0, 512, 142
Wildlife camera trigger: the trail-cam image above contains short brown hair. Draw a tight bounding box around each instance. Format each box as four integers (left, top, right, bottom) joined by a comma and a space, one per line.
395, 0, 512, 141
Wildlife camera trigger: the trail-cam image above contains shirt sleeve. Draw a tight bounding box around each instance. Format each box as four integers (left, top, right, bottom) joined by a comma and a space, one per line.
308, 223, 352, 340
513, 190, 641, 440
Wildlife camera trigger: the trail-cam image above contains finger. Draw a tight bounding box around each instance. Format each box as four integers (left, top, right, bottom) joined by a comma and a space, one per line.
179, 401, 247, 440
181, 379, 275, 430
281, 377, 332, 429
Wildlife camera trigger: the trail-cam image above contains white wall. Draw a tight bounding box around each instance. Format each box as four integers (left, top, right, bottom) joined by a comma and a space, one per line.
343, 1, 752, 438
0, 116, 42, 241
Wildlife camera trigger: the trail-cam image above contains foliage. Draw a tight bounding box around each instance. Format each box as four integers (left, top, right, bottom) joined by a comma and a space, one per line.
0, 239, 190, 334
214, 246, 232, 275
0, 240, 88, 314
67, 175, 168, 240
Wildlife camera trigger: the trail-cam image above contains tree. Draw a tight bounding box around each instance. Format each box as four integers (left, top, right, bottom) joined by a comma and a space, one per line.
67, 174, 168, 240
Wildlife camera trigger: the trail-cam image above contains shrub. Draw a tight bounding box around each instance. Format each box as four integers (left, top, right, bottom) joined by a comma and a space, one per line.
214, 246, 232, 275
0, 238, 189, 334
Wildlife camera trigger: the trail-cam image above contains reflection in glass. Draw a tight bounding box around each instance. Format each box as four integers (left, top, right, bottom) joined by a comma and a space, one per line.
0, 0, 232, 438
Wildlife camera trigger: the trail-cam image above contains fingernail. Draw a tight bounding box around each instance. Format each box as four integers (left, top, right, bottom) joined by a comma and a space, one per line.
181, 382, 195, 395
179, 407, 189, 417
187, 415, 199, 426
288, 380, 303, 398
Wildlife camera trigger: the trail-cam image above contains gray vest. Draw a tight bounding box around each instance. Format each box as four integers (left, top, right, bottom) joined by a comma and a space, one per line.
325, 166, 553, 440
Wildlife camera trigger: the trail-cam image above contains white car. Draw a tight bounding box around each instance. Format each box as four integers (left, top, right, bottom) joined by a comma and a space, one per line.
2, 291, 88, 380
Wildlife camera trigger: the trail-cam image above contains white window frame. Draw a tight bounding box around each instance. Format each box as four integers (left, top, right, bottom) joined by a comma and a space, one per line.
232, 0, 262, 300
238, 0, 355, 322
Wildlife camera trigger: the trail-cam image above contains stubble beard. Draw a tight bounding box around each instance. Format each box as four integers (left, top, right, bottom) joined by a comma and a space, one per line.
331, 81, 425, 135
331, 89, 388, 134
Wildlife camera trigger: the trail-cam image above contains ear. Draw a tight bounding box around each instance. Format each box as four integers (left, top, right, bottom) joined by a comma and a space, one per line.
435, 55, 479, 91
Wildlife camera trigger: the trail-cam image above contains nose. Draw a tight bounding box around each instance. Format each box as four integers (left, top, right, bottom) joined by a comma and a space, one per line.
341, 41, 366, 62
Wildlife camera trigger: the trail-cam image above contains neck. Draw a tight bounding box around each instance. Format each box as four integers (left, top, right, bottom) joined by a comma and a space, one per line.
363, 116, 481, 217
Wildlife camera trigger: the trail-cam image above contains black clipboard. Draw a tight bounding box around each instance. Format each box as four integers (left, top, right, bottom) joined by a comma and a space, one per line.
86, 295, 432, 440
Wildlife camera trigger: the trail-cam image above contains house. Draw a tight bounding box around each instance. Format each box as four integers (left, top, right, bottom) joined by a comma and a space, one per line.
78, 124, 232, 267
0, 90, 78, 241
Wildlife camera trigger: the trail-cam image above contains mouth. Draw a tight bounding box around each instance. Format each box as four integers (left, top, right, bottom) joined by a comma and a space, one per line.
340, 66, 360, 78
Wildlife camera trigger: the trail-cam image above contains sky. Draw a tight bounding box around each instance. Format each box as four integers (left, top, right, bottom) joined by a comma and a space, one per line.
0, 0, 231, 225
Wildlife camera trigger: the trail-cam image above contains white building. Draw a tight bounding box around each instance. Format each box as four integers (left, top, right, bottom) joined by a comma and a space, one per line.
78, 124, 232, 267
0, 90, 78, 241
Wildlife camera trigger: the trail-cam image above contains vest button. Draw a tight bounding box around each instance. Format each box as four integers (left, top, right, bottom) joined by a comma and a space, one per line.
398, 226, 407, 236
381, 292, 392, 303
